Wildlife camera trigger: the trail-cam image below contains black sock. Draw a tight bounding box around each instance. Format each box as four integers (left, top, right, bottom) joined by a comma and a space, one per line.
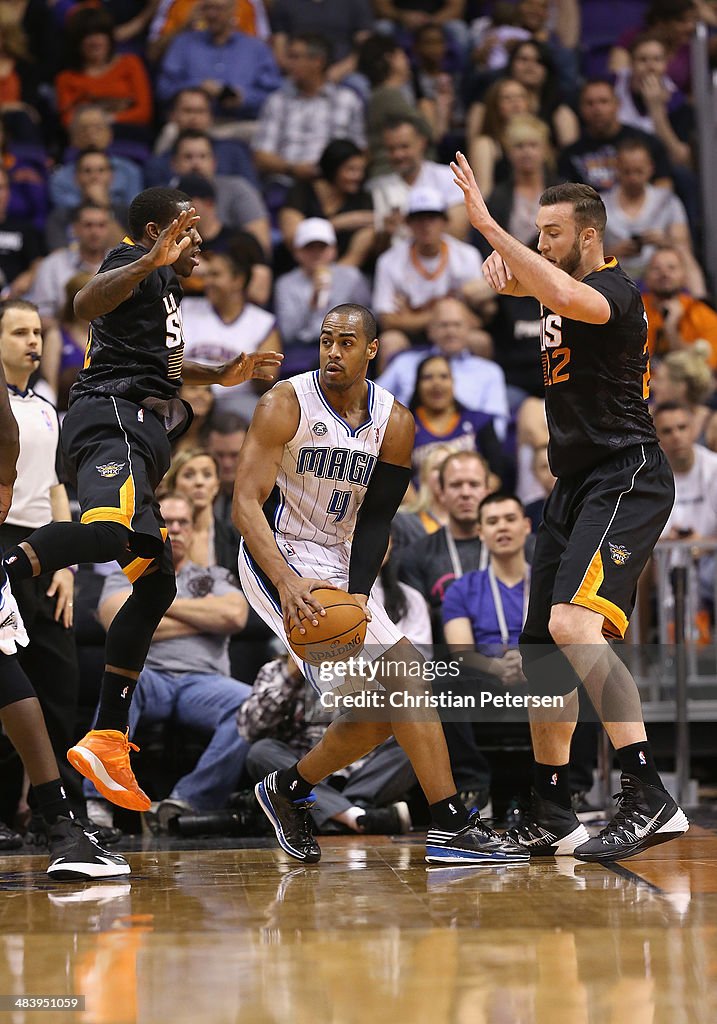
94, 671, 137, 732
533, 762, 572, 810
2, 546, 33, 583
616, 741, 664, 789
278, 763, 314, 800
430, 793, 469, 831
33, 779, 72, 826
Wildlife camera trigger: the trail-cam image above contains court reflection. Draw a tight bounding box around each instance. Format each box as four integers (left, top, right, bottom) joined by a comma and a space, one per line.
0, 836, 714, 1024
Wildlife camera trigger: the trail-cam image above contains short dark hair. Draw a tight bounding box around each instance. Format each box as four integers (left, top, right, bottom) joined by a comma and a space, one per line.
0, 298, 39, 332
323, 304, 377, 344
629, 31, 666, 55
381, 113, 431, 141
478, 491, 526, 520
208, 411, 249, 436
71, 200, 110, 223
438, 450, 489, 489
205, 248, 252, 281
616, 137, 654, 162
358, 34, 401, 86
128, 188, 190, 240
290, 32, 333, 68
171, 129, 214, 157
76, 147, 111, 168
171, 87, 212, 109
653, 401, 692, 418
319, 139, 364, 183
579, 76, 617, 99
539, 182, 607, 237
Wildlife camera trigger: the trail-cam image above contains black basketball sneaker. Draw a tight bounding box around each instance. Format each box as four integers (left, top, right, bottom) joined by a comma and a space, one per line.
505, 790, 590, 855
255, 772, 321, 863
425, 811, 530, 865
46, 817, 130, 880
574, 774, 689, 862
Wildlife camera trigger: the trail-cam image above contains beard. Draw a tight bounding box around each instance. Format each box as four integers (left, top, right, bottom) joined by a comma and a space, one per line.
556, 235, 583, 277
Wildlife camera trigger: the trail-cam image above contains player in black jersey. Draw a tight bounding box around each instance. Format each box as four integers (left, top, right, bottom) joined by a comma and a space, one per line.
451, 153, 688, 861
1, 187, 281, 812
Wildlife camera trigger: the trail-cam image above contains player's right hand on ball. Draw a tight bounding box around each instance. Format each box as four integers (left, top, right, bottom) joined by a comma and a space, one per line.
148, 208, 201, 267
279, 576, 338, 635
350, 593, 372, 623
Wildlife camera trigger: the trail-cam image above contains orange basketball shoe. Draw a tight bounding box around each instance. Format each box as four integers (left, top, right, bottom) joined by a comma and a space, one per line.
68, 730, 150, 811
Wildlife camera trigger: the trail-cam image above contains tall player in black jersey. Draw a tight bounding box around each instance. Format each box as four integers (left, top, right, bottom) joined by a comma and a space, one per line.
0, 187, 281, 812
451, 153, 689, 861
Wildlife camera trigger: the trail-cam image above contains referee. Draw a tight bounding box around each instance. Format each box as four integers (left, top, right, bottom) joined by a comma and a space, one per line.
0, 300, 85, 826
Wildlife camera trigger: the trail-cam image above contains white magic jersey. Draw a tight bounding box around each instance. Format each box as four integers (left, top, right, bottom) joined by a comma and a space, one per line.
269, 370, 395, 550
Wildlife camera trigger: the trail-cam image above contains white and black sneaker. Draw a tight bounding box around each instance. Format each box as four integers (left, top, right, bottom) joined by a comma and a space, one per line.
46, 817, 130, 881
505, 790, 589, 856
426, 811, 530, 865
255, 772, 321, 863
574, 773, 689, 862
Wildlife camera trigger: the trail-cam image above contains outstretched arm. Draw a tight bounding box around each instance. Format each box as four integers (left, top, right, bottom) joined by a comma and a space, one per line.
74, 209, 200, 320
182, 350, 283, 387
451, 152, 611, 324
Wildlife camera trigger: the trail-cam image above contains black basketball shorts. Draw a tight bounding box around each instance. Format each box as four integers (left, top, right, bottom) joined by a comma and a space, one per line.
522, 442, 674, 642
62, 394, 173, 581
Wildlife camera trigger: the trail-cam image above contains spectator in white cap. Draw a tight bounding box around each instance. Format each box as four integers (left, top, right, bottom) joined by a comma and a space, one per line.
274, 217, 371, 375
372, 186, 492, 366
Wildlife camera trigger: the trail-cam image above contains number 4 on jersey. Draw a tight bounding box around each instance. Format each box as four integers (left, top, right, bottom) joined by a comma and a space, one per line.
327, 488, 351, 522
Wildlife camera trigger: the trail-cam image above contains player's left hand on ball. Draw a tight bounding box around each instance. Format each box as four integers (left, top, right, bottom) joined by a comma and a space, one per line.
279, 575, 338, 635
450, 151, 490, 230
351, 594, 372, 623
219, 351, 284, 387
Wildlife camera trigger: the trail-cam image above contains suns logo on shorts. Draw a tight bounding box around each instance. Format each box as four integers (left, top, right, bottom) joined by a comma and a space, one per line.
96, 461, 126, 479
609, 542, 631, 566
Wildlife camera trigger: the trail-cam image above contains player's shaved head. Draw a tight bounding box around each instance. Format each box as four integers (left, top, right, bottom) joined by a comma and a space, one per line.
128, 187, 191, 240
324, 304, 377, 346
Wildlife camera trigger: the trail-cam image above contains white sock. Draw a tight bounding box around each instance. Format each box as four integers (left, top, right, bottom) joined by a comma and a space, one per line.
333, 807, 365, 832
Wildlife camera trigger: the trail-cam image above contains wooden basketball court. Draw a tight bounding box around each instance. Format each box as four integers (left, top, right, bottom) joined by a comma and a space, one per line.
1, 827, 715, 1023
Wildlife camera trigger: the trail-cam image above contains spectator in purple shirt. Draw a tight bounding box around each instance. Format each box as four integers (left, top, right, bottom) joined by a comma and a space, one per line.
156, 0, 282, 120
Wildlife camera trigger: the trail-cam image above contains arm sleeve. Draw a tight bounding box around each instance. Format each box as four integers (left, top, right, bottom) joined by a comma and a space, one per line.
348, 461, 413, 595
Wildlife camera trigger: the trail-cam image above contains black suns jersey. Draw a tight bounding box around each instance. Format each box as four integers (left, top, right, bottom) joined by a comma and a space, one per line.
540, 258, 657, 478
70, 240, 185, 407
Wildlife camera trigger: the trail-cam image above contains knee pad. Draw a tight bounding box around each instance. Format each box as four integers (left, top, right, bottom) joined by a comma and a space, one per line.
0, 656, 37, 710
519, 632, 580, 697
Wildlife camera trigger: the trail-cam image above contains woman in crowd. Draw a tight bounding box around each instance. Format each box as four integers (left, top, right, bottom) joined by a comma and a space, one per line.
280, 140, 376, 270
393, 443, 452, 556
162, 449, 237, 571
409, 355, 504, 486
503, 39, 578, 148
479, 114, 560, 257
55, 8, 153, 135
41, 271, 91, 411
467, 77, 531, 196
650, 348, 715, 445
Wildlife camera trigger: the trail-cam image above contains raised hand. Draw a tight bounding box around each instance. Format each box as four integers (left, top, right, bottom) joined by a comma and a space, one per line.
217, 351, 284, 387
450, 151, 491, 232
147, 208, 200, 268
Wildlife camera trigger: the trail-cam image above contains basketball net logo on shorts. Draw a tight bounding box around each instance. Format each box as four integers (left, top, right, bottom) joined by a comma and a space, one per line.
609, 542, 632, 566
639, 750, 647, 766
96, 462, 126, 479
550, 773, 558, 786
121, 686, 129, 699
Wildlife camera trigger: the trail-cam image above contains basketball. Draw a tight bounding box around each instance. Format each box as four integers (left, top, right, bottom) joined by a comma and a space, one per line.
286, 588, 367, 665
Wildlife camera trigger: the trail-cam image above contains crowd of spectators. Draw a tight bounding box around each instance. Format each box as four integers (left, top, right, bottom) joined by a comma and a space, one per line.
2, 0, 717, 845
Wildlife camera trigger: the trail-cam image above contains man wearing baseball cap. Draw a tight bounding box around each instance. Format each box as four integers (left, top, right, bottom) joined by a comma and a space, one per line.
274, 218, 371, 374
372, 186, 492, 359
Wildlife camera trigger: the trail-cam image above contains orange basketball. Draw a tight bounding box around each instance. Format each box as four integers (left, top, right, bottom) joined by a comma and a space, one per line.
286, 588, 367, 665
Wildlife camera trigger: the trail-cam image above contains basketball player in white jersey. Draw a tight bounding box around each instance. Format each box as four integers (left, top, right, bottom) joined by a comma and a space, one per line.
234, 303, 528, 866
